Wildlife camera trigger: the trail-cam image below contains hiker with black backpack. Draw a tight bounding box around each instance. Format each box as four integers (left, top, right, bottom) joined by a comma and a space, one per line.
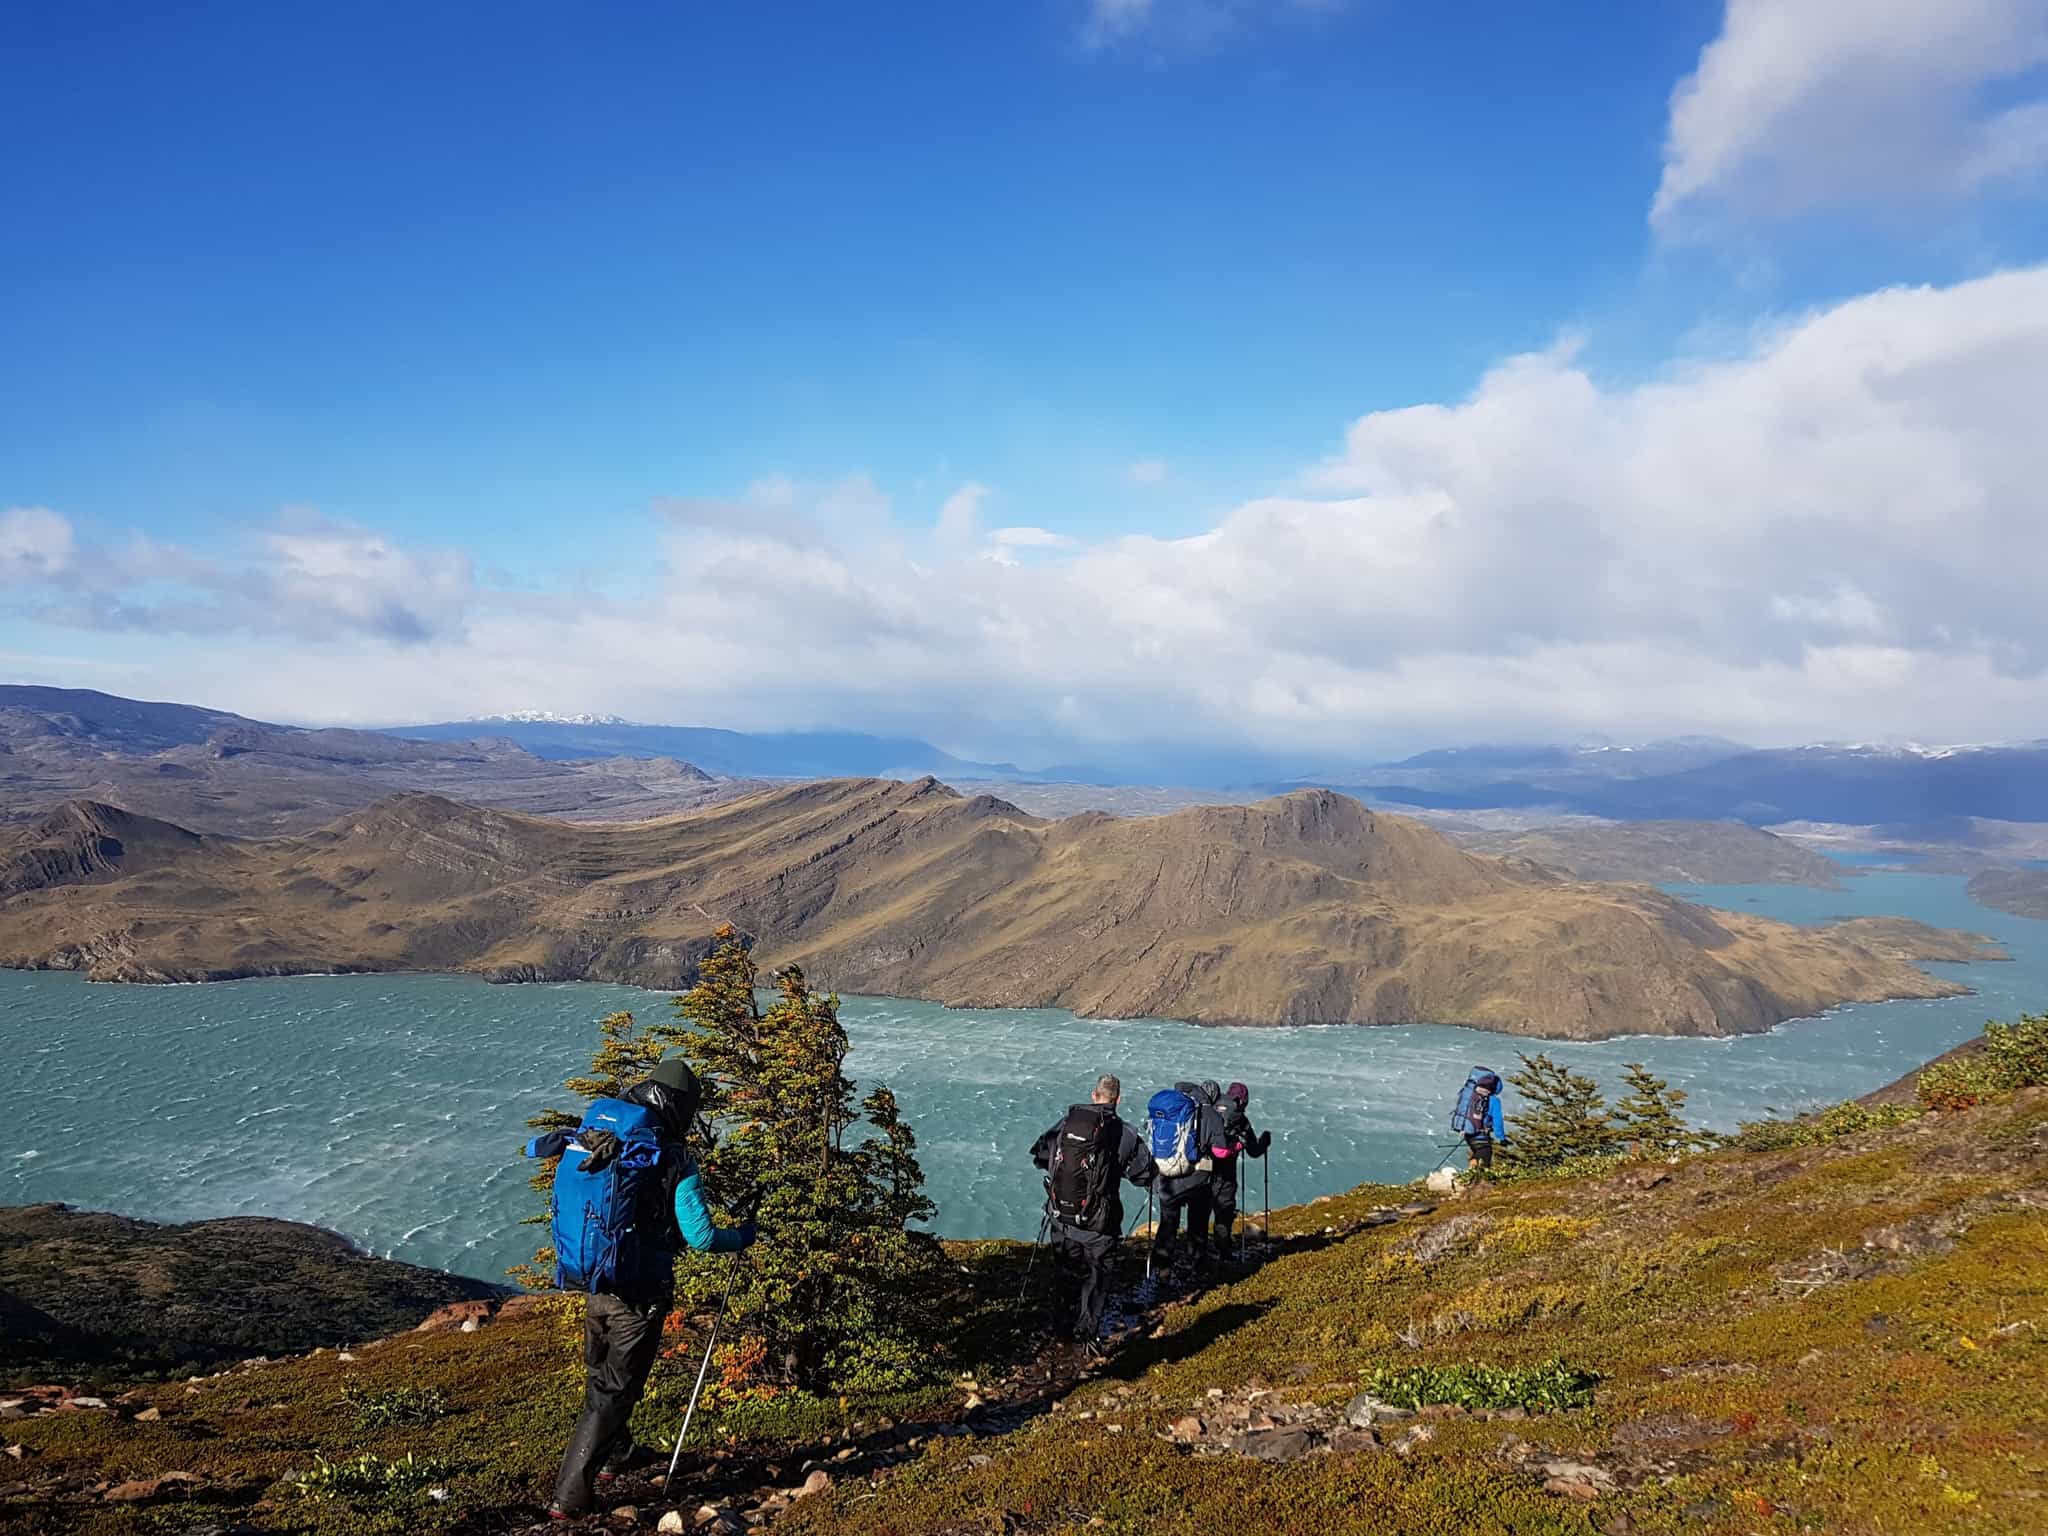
1029, 1073, 1156, 1348
1451, 1066, 1508, 1172
523, 1059, 757, 1521
1147, 1080, 1227, 1276
1208, 1081, 1271, 1260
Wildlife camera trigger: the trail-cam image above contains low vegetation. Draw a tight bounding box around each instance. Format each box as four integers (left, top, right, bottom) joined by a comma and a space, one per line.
6, 1015, 2046, 1534
340, 1383, 449, 1429
285, 1451, 453, 1507
1362, 1358, 1599, 1414
1918, 1012, 2048, 1109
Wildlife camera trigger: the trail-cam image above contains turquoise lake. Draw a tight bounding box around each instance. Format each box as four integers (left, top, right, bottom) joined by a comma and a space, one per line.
4, 868, 2043, 1282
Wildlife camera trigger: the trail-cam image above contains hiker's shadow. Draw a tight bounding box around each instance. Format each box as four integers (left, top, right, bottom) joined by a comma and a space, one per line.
1099, 1298, 1276, 1383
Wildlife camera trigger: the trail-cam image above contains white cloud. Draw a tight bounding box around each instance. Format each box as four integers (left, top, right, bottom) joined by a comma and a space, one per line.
1654, 0, 2048, 234
933, 482, 990, 550
0, 507, 73, 585
1123, 458, 1171, 486
1084, 0, 1153, 47
13, 267, 2048, 762
983, 526, 1075, 566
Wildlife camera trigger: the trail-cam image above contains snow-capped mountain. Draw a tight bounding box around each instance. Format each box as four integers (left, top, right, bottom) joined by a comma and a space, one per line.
468, 710, 637, 727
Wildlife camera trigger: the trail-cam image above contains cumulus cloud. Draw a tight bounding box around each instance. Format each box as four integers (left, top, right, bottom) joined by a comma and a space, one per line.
13, 268, 2048, 760
0, 507, 73, 584
18, 513, 473, 644
1654, 0, 2048, 234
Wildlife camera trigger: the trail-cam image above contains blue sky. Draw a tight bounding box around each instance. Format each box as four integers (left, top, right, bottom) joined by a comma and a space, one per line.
5, 1, 2048, 769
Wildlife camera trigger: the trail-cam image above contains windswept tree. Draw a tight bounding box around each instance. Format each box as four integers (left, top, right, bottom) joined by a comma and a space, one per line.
1612, 1061, 1704, 1157
1503, 1052, 1621, 1170
667, 927, 948, 1393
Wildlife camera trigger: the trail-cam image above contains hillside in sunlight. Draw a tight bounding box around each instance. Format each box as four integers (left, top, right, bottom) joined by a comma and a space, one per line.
4, 1055, 2043, 1535
0, 779, 1997, 1038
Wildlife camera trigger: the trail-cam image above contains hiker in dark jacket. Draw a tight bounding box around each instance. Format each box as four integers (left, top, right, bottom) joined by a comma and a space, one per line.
1153, 1080, 1228, 1274
1030, 1073, 1155, 1345
525, 1059, 756, 1521
1209, 1081, 1271, 1259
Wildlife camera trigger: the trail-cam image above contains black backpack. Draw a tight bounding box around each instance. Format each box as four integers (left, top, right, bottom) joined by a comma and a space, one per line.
1045, 1105, 1120, 1224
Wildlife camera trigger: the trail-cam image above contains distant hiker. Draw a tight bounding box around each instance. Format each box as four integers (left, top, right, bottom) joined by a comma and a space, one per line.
1149, 1079, 1227, 1274
1209, 1081, 1271, 1258
1030, 1073, 1156, 1347
524, 1059, 756, 1521
1452, 1067, 1508, 1172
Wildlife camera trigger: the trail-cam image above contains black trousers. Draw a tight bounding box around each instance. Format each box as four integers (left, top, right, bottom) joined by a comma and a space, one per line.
1052, 1223, 1118, 1340
551, 1290, 670, 1512
1210, 1161, 1240, 1253
1155, 1180, 1212, 1262
1464, 1133, 1495, 1170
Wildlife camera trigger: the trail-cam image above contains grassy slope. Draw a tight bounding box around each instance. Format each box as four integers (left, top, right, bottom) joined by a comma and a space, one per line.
5, 1090, 2044, 1535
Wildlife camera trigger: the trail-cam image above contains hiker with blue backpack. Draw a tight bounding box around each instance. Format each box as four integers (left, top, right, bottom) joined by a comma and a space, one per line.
1029, 1073, 1156, 1349
523, 1058, 756, 1521
1452, 1067, 1508, 1172
1147, 1080, 1228, 1276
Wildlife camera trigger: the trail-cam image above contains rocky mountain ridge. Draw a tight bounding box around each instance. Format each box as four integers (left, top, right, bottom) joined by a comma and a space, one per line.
0, 778, 1992, 1039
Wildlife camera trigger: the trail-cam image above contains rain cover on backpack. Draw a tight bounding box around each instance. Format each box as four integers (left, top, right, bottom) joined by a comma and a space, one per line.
1147, 1088, 1199, 1178
1450, 1068, 1499, 1137
545, 1097, 673, 1299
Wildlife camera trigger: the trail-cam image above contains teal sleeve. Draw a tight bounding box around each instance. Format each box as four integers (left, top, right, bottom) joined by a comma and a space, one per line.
673, 1167, 744, 1253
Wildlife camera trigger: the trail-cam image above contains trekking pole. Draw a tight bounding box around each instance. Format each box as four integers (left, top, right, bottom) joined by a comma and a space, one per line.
1144, 1184, 1155, 1280
1262, 1152, 1271, 1252
1014, 1210, 1052, 1310
662, 1244, 746, 1495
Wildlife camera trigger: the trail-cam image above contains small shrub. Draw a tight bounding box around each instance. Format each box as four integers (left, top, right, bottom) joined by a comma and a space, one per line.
1917, 1015, 2048, 1111
1486, 1151, 1628, 1184
342, 1382, 450, 1427
1917, 1058, 1987, 1112
1364, 1357, 1599, 1414
1730, 1100, 1920, 1150
287, 1451, 453, 1505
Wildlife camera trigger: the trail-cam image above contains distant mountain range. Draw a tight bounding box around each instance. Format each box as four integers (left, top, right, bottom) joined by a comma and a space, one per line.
389, 716, 1022, 781
0, 686, 733, 834
10, 685, 2048, 832
1290, 739, 2048, 826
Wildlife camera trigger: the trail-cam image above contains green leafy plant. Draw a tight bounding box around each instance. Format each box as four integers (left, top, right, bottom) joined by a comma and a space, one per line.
1364, 1358, 1599, 1414
286, 1451, 452, 1505
341, 1382, 449, 1428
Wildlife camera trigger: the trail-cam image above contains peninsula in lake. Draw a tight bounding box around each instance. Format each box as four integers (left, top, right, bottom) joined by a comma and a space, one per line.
0, 778, 1994, 1040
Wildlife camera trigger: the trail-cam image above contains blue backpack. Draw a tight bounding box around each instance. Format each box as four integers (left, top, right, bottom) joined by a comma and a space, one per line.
544, 1097, 677, 1299
1147, 1088, 1199, 1177
1451, 1069, 1500, 1137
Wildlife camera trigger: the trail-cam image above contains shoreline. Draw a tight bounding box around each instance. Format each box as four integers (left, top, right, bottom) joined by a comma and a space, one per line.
0, 956, 1980, 1044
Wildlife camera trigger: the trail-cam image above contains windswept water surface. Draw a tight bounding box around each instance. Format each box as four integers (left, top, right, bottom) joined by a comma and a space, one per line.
4, 869, 2042, 1281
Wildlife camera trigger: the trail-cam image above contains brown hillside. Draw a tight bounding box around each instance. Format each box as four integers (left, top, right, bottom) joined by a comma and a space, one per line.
0, 779, 1983, 1038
